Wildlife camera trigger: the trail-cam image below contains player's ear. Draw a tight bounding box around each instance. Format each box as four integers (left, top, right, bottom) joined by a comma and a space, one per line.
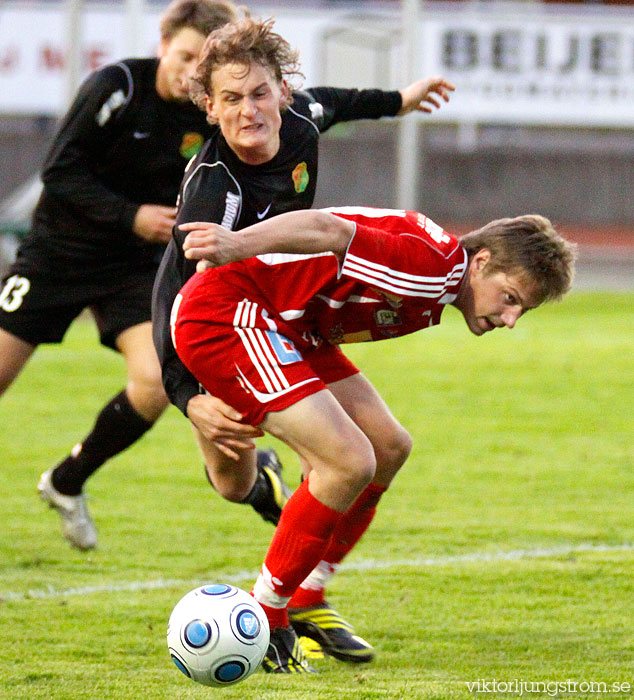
279, 80, 291, 110
472, 248, 491, 274
205, 94, 218, 123
158, 36, 169, 59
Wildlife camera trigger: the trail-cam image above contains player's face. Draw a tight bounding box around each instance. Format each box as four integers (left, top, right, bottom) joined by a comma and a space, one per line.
206, 61, 289, 165
156, 27, 207, 102
459, 250, 537, 336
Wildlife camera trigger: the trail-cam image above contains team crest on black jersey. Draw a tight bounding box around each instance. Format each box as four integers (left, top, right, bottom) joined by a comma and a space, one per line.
292, 162, 309, 193
180, 132, 204, 159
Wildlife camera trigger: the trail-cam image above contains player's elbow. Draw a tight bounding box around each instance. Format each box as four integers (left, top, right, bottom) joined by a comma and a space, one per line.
319, 212, 355, 257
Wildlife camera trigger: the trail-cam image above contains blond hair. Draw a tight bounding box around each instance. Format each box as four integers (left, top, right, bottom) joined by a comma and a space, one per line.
190, 16, 304, 118
460, 215, 577, 303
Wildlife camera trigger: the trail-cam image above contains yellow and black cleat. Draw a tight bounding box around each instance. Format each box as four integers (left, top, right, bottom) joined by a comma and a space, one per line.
289, 603, 375, 663
261, 626, 317, 674
252, 448, 293, 525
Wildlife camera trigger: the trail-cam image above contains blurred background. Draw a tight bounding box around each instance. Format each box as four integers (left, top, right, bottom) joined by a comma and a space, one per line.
1, 0, 633, 287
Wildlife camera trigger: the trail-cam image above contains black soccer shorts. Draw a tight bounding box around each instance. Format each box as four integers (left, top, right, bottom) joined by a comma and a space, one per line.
0, 260, 158, 350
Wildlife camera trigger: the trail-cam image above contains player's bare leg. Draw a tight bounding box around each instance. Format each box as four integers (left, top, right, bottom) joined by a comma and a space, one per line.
329, 372, 412, 487
263, 389, 376, 511
117, 321, 170, 421
0, 330, 101, 549
39, 322, 167, 549
195, 389, 375, 672
249, 389, 376, 672
288, 372, 412, 662
0, 328, 98, 551
194, 426, 258, 502
0, 328, 35, 396
193, 412, 292, 524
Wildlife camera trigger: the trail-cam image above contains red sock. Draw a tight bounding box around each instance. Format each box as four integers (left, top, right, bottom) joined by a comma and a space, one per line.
288, 482, 387, 609
252, 478, 342, 628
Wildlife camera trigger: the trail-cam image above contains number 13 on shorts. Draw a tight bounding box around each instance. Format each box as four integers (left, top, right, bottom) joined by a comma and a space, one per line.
0, 275, 31, 312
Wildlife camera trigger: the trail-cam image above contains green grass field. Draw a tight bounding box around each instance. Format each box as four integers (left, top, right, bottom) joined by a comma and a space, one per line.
1, 291, 633, 700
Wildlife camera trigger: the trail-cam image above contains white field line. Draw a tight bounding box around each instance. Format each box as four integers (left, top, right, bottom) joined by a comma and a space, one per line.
2, 542, 633, 603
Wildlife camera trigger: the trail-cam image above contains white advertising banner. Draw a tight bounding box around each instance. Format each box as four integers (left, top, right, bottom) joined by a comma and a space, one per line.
417, 8, 634, 127
0, 4, 161, 115
1, 3, 633, 127
0, 3, 331, 116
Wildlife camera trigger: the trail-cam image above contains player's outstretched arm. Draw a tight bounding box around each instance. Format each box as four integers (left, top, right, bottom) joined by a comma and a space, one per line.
180, 210, 356, 268
398, 76, 455, 115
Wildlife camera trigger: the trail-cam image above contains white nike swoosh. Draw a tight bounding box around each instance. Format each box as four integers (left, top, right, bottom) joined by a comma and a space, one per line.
236, 365, 320, 403
256, 203, 272, 220
133, 131, 150, 139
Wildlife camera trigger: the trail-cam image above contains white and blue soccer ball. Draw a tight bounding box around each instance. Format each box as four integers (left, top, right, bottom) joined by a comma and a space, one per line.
167, 583, 270, 687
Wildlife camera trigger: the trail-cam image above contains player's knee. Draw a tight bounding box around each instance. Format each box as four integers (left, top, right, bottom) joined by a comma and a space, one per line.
135, 360, 165, 393
126, 374, 168, 421
334, 436, 377, 494
370, 424, 412, 486
130, 352, 166, 386
377, 425, 412, 471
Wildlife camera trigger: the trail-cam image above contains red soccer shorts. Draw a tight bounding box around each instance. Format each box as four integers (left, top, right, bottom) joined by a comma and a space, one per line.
171, 273, 358, 426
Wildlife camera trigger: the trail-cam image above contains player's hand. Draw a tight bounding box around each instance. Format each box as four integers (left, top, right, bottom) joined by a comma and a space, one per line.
180, 222, 243, 267
186, 393, 264, 461
398, 76, 455, 116
133, 204, 177, 244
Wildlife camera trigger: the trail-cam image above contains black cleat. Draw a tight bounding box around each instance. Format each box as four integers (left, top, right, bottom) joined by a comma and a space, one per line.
289, 602, 375, 663
261, 626, 317, 674
251, 448, 293, 525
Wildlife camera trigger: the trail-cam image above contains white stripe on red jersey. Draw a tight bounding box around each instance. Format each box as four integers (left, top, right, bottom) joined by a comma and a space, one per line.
342, 253, 464, 298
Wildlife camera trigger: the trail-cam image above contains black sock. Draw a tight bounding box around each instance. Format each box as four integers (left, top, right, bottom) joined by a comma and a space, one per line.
52, 390, 154, 496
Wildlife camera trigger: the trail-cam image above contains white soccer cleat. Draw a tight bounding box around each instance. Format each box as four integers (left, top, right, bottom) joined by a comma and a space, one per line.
37, 469, 97, 550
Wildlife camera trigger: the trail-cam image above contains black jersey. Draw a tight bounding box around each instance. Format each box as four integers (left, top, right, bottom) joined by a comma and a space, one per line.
17, 58, 211, 276
152, 87, 402, 414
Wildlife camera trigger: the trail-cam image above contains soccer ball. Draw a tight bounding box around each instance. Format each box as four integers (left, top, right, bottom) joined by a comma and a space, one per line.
167, 583, 270, 687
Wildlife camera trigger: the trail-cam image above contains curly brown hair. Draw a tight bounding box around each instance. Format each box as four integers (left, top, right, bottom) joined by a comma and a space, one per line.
190, 16, 304, 119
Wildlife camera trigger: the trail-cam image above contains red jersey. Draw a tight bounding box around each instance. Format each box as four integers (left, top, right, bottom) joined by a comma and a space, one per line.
173, 207, 467, 424
205, 206, 467, 349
